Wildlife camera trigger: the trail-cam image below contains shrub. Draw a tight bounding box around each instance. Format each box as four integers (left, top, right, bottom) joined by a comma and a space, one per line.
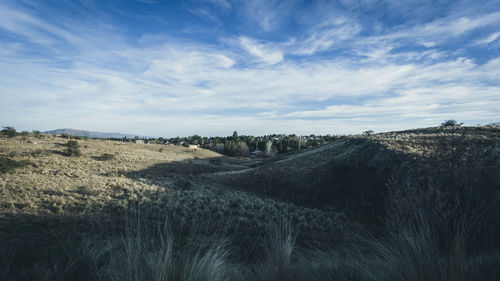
65, 140, 81, 156
0, 126, 17, 138
99, 153, 115, 161
32, 130, 43, 139
77, 184, 94, 195
0, 157, 29, 174
440, 120, 463, 127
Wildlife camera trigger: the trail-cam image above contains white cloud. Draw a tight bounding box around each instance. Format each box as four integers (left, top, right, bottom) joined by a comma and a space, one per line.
421, 41, 435, 48
239, 36, 283, 64
291, 18, 361, 55
284, 60, 500, 125
0, 3, 82, 47
474, 32, 500, 45
386, 12, 500, 45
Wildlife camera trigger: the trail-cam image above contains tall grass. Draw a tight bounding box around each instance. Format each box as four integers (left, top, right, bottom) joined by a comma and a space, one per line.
303, 210, 498, 281
5, 205, 498, 281
351, 214, 467, 281
244, 218, 301, 281
73, 209, 231, 281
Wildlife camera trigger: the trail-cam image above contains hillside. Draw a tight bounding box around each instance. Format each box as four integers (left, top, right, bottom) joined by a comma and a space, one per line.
0, 126, 499, 280
209, 125, 500, 224
0, 134, 348, 278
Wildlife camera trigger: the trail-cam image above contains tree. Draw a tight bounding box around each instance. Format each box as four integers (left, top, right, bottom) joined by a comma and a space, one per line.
440, 120, 463, 127
236, 142, 250, 157
232, 131, 238, 140
264, 140, 273, 156
1, 126, 17, 138
224, 140, 237, 156
190, 134, 202, 145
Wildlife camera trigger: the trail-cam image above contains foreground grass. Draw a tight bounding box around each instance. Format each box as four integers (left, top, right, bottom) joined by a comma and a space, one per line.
3, 209, 494, 281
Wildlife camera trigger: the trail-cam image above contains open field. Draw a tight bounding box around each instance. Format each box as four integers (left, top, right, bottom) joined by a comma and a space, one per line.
0, 126, 499, 280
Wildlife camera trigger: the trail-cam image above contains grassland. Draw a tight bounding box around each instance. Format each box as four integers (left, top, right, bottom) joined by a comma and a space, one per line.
0, 126, 499, 280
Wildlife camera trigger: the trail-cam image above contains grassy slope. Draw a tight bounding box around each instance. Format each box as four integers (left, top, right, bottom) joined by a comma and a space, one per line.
210, 126, 500, 221
0, 126, 499, 280
0, 135, 349, 278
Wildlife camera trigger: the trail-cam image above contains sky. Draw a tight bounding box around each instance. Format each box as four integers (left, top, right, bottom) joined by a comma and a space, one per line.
0, 0, 499, 137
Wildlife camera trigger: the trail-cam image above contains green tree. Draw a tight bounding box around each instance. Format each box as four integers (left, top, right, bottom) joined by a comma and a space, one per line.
190, 134, 202, 145
224, 140, 237, 156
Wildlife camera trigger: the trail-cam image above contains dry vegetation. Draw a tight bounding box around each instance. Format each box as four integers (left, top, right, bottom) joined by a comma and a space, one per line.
0, 126, 499, 280
0, 134, 348, 280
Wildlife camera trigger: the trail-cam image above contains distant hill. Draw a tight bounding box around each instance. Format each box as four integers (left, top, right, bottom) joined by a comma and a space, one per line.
43, 128, 147, 139
209, 125, 500, 226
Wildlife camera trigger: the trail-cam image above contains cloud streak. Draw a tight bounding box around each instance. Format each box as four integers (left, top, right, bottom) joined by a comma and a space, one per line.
0, 0, 499, 136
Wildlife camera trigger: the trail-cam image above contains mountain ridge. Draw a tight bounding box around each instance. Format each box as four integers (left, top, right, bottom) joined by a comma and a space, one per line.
43, 128, 151, 139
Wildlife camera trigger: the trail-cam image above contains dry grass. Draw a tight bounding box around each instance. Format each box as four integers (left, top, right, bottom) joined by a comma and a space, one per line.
0, 134, 223, 217
1, 128, 498, 280
0, 134, 348, 279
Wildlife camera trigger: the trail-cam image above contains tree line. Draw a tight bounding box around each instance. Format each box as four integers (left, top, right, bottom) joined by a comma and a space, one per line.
156, 131, 340, 157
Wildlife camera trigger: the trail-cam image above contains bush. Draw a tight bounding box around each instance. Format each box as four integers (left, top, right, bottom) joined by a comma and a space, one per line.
0, 126, 17, 138
32, 130, 43, 139
65, 140, 81, 156
98, 153, 115, 161
0, 157, 29, 174
441, 120, 463, 127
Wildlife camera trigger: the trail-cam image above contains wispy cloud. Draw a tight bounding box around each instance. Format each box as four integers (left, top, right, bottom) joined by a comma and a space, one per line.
290, 17, 361, 55
0, 0, 499, 136
238, 36, 283, 64
240, 0, 295, 32
474, 32, 500, 45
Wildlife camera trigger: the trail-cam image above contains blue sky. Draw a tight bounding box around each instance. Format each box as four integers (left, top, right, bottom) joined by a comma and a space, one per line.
1, 0, 499, 137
